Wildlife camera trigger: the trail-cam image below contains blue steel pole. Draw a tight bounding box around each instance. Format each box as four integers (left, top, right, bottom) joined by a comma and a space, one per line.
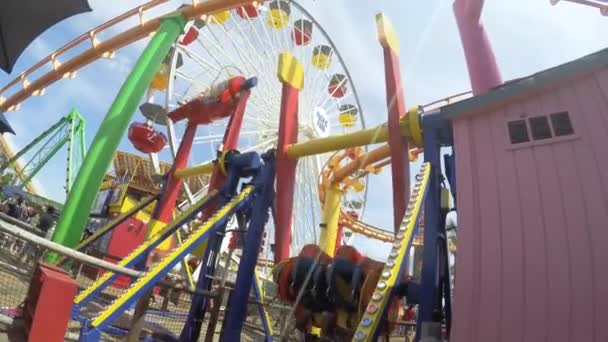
222, 151, 276, 341
441, 231, 453, 337
417, 116, 443, 341
181, 152, 263, 341
180, 172, 241, 340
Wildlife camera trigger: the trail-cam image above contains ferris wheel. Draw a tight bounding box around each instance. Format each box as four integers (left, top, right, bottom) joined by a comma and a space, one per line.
143, 0, 369, 254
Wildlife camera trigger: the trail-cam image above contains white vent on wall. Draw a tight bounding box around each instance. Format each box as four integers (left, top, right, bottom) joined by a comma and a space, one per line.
550, 111, 575, 136
529, 116, 553, 140
508, 120, 529, 144
507, 111, 575, 145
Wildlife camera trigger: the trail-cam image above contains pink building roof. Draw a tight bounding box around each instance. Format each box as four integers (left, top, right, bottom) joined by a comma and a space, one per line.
441, 47, 608, 119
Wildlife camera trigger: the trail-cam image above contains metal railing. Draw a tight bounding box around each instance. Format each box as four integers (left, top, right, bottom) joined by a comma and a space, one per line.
0, 216, 293, 341
0, 215, 422, 341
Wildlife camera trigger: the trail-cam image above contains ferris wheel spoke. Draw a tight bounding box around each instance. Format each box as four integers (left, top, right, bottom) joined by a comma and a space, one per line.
266, 8, 287, 53
192, 31, 246, 80
233, 35, 285, 112
187, 130, 277, 146
241, 9, 277, 63
194, 25, 279, 114
301, 69, 331, 127
301, 42, 326, 106
239, 8, 300, 121
307, 74, 336, 122
306, 59, 333, 110
256, 6, 282, 68
174, 50, 222, 97
316, 75, 352, 114
204, 28, 252, 76
242, 113, 277, 128
234, 11, 273, 53
174, 70, 196, 83
277, 3, 293, 51
178, 44, 222, 75
240, 112, 281, 131
322, 97, 357, 129
241, 137, 279, 154
304, 160, 320, 243
298, 20, 315, 84
303, 161, 319, 238
324, 106, 343, 121
316, 77, 347, 110
243, 98, 279, 121
309, 68, 331, 103
221, 17, 282, 106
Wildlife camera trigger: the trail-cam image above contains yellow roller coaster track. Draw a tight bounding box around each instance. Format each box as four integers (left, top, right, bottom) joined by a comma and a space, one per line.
316, 90, 471, 244
318, 146, 406, 243
0, 0, 261, 184
352, 162, 431, 341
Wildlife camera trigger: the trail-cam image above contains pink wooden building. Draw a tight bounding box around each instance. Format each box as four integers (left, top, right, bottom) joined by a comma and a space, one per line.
441, 48, 608, 341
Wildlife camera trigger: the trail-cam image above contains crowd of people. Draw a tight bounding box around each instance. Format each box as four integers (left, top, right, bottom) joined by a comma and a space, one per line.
0, 195, 57, 239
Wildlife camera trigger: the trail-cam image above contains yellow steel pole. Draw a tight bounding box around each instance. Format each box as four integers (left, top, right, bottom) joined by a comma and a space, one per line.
285, 106, 423, 160
286, 124, 392, 159
174, 161, 215, 179
319, 184, 343, 256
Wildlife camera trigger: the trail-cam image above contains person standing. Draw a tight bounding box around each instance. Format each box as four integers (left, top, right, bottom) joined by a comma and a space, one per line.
38, 206, 56, 239
7, 196, 24, 220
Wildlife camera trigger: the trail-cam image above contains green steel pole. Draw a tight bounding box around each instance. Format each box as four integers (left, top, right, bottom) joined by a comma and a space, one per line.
78, 118, 86, 179
47, 14, 186, 261
20, 135, 70, 187
66, 109, 77, 194
68, 109, 86, 193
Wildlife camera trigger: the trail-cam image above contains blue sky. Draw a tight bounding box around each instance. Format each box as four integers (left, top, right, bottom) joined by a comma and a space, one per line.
1, 0, 607, 259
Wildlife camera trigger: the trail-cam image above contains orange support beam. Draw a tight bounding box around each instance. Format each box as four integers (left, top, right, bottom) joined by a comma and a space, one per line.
331, 144, 391, 183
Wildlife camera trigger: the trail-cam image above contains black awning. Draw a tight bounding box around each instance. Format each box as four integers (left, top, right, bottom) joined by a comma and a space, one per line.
0, 0, 92, 73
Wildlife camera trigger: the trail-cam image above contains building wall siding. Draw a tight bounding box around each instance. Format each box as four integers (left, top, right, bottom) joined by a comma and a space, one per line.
450, 72, 608, 341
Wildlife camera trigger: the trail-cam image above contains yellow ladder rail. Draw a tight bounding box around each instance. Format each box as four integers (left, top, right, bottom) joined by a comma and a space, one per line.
91, 186, 254, 327
74, 190, 218, 305
56, 195, 158, 265
253, 269, 274, 336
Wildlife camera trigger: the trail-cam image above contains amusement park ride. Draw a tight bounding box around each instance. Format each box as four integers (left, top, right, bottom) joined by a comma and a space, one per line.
0, 109, 85, 195
0, 0, 607, 341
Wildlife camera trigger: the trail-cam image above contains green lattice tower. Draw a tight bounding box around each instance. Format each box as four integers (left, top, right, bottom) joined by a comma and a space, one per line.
0, 109, 86, 196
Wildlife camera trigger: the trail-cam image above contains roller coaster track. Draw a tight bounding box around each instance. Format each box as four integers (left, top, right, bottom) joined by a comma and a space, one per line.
316, 90, 470, 244
318, 149, 395, 243
352, 162, 430, 341
0, 0, 261, 112
80, 186, 255, 338
0, 0, 259, 174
